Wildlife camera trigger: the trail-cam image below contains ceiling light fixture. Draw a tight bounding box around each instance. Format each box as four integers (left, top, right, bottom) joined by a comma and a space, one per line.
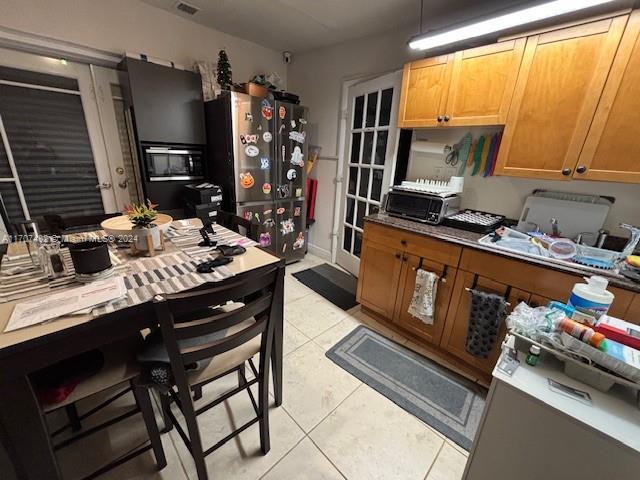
409, 0, 615, 51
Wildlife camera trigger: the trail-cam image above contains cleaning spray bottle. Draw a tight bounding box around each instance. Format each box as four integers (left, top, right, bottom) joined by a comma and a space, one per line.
567, 275, 614, 324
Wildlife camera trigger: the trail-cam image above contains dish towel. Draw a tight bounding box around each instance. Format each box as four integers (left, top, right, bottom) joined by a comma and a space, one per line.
465, 289, 508, 358
408, 269, 439, 324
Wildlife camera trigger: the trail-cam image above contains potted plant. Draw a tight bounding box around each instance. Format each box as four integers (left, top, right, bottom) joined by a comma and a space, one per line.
124, 200, 161, 251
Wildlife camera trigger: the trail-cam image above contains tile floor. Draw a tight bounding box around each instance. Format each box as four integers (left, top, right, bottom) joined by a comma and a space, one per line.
56, 254, 469, 480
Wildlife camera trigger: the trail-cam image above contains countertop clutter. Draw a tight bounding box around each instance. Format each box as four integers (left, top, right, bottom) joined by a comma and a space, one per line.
365, 213, 640, 294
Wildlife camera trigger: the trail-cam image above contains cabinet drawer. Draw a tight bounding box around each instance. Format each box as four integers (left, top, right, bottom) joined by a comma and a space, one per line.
363, 221, 461, 267
459, 248, 634, 317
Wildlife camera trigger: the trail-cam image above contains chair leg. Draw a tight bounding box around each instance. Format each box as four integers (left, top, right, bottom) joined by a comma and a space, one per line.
193, 385, 203, 401
238, 363, 246, 388
258, 372, 270, 454
177, 387, 208, 480
65, 404, 82, 432
159, 392, 173, 433
133, 384, 167, 470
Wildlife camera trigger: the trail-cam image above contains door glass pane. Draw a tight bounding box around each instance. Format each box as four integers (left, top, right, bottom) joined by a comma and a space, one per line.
358, 168, 369, 198
345, 197, 355, 224
374, 130, 388, 165
0, 136, 12, 177
0, 182, 23, 223
356, 200, 366, 228
365, 92, 378, 127
354, 231, 363, 258
353, 95, 364, 129
371, 169, 383, 202
343, 225, 352, 252
362, 131, 374, 164
0, 82, 104, 220
350, 132, 361, 163
348, 167, 357, 195
379, 88, 393, 126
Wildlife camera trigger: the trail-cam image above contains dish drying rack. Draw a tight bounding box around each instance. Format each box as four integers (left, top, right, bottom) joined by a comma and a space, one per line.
395, 176, 464, 198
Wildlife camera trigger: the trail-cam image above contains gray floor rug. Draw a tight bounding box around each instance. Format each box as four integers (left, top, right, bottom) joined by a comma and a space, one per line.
292, 263, 358, 310
326, 325, 486, 450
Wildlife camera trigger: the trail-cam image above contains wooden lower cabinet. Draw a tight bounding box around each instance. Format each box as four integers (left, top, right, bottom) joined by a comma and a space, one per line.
392, 254, 457, 346
440, 271, 530, 375
356, 239, 403, 319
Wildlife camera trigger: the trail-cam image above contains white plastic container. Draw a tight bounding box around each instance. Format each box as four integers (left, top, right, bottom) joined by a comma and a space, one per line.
567, 275, 614, 323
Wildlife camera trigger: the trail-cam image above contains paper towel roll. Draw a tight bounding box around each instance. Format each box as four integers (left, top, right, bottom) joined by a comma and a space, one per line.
410, 141, 450, 154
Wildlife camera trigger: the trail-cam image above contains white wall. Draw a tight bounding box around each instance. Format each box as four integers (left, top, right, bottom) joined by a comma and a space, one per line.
0, 0, 286, 85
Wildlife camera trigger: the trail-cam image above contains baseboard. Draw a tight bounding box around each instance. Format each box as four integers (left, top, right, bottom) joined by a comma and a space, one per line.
307, 243, 332, 261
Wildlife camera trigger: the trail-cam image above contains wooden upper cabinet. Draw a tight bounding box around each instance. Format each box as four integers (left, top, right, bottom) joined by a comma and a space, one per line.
398, 54, 453, 128
445, 38, 525, 126
494, 16, 628, 180
577, 11, 640, 183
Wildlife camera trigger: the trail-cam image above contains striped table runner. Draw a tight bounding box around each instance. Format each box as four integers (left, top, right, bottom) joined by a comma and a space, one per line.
165, 223, 257, 258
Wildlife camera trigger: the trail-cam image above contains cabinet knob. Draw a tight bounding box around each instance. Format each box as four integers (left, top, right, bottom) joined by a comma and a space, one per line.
561, 168, 572, 176
443, 115, 450, 122
437, 115, 444, 122
402, 255, 408, 261
395, 253, 401, 259
400, 239, 407, 246
576, 165, 587, 174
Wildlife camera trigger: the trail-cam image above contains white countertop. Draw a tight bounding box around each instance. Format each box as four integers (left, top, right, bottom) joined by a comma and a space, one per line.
493, 348, 640, 453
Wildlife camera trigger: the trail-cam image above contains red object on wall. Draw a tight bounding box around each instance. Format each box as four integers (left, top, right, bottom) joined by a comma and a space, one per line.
306, 178, 318, 221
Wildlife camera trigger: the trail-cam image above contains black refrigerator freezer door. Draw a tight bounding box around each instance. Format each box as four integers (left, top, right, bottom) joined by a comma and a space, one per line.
232, 94, 276, 204
275, 199, 306, 263
235, 202, 278, 256
275, 102, 308, 201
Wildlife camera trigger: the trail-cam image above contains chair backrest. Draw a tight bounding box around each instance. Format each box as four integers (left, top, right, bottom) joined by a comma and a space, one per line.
153, 263, 283, 383
216, 211, 259, 242
43, 213, 120, 235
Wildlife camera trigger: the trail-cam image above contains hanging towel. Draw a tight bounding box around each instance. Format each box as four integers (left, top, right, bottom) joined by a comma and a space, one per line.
466, 139, 477, 168
471, 135, 486, 176
465, 289, 508, 358
489, 132, 503, 177
456, 133, 473, 176
408, 269, 439, 324
483, 134, 498, 177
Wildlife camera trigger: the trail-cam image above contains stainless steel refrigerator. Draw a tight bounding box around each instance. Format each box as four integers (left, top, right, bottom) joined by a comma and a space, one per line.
205, 92, 307, 262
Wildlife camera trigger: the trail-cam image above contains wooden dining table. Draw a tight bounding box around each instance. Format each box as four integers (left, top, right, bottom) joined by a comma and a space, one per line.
0, 221, 284, 480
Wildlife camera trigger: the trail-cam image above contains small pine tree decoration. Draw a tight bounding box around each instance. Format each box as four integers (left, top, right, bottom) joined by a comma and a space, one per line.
216, 49, 232, 89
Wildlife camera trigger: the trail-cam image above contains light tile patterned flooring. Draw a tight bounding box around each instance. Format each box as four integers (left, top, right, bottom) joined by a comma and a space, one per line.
57, 254, 469, 480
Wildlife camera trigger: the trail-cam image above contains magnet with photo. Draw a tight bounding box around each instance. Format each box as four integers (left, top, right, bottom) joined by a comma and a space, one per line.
279, 106, 286, 119
294, 206, 301, 216
261, 99, 273, 120
245, 145, 259, 157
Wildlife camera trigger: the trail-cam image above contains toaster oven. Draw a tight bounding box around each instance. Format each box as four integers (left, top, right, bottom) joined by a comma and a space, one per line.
384, 189, 460, 224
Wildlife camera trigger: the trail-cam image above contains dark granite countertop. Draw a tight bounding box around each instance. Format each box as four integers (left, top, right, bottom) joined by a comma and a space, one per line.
365, 213, 640, 294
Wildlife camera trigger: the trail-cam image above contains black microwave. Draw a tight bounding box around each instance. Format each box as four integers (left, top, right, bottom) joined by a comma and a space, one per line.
144, 145, 204, 182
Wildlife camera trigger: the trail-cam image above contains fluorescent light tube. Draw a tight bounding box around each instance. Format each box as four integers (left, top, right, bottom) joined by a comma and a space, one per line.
409, 0, 615, 51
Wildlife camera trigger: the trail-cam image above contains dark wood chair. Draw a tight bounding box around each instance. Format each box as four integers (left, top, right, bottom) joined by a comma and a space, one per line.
216, 211, 260, 242
36, 337, 166, 479
146, 262, 283, 480
42, 213, 120, 236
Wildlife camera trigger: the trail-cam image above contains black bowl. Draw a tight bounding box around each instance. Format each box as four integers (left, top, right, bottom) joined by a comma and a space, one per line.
68, 241, 111, 275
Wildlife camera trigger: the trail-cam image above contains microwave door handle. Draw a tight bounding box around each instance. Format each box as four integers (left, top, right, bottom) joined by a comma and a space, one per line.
188, 156, 194, 173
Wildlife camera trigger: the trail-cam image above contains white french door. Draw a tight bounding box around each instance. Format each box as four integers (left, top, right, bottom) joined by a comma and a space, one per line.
0, 47, 121, 226
335, 72, 401, 276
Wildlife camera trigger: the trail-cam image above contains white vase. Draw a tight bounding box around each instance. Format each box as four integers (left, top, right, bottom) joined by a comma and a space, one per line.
132, 224, 161, 251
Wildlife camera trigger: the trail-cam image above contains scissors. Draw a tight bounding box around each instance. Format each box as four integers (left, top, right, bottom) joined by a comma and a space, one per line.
444, 146, 459, 167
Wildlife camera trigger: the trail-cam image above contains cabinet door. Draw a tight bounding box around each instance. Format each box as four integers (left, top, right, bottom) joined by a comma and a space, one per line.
445, 38, 525, 126
494, 16, 628, 180
577, 11, 640, 183
398, 55, 453, 128
440, 272, 530, 374
356, 240, 403, 319
392, 255, 458, 346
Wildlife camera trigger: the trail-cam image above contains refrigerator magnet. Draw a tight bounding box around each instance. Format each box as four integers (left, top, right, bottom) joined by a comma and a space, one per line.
264, 209, 272, 215
254, 212, 261, 222
294, 206, 301, 216
290, 146, 304, 166
239, 172, 255, 188
263, 218, 275, 228
295, 187, 302, 197
281, 145, 286, 163
290, 120, 296, 128
279, 106, 286, 119
293, 232, 304, 249
281, 218, 295, 235
243, 211, 253, 220
261, 99, 273, 120
278, 185, 290, 198
289, 131, 306, 144
282, 243, 287, 253
263, 132, 272, 143
276, 207, 285, 215
240, 134, 247, 145
245, 112, 253, 122
279, 124, 286, 134
286, 169, 297, 181
260, 157, 270, 169
299, 118, 307, 125
259, 232, 271, 247
257, 124, 262, 131
262, 183, 272, 194
245, 145, 259, 157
